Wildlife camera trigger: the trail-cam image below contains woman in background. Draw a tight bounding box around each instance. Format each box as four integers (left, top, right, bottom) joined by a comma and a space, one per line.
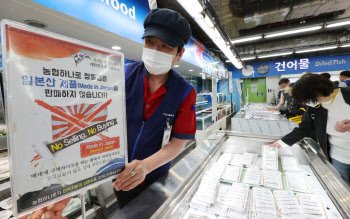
270, 73, 350, 181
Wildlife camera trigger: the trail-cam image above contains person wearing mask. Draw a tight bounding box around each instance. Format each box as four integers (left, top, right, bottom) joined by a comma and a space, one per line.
268, 78, 290, 111
339, 70, 350, 87
280, 84, 306, 119
270, 73, 350, 181
111, 8, 197, 208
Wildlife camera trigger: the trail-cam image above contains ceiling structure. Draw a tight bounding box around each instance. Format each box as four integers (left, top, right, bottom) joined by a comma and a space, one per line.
158, 0, 350, 64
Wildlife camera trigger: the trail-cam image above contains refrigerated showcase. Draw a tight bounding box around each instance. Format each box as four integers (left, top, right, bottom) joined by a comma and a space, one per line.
150, 132, 350, 219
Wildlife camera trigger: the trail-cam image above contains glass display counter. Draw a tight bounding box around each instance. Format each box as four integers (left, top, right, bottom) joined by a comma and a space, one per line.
196, 94, 212, 113
151, 132, 350, 219
196, 113, 215, 130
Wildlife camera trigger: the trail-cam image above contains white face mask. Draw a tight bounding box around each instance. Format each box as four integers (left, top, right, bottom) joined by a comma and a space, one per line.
305, 101, 319, 108
142, 47, 175, 75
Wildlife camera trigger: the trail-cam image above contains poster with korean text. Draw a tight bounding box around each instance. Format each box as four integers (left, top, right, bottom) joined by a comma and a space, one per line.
1, 20, 127, 216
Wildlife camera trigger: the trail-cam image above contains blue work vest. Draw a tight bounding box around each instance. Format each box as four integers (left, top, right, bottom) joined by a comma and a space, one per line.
125, 62, 192, 181
345, 80, 350, 87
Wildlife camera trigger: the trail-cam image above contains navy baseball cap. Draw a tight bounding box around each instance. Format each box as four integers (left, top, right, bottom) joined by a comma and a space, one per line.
142, 8, 192, 48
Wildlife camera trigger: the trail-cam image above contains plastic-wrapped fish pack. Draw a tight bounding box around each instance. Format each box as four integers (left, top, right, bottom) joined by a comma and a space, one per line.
183, 208, 216, 219
261, 170, 283, 189
242, 167, 262, 186
281, 156, 301, 172
221, 165, 242, 182
261, 145, 278, 170
226, 183, 250, 211
230, 154, 243, 166
273, 190, 305, 219
208, 203, 229, 217
250, 156, 261, 168
285, 172, 311, 193
240, 153, 258, 166
218, 153, 233, 164
227, 190, 251, 219
251, 188, 278, 219
296, 194, 328, 219
211, 182, 250, 217
208, 183, 230, 216
205, 162, 226, 178
190, 175, 219, 210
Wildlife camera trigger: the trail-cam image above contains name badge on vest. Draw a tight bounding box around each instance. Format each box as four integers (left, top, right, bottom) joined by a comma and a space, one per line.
162, 118, 172, 148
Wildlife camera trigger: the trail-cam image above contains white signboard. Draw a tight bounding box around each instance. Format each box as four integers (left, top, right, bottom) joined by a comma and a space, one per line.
1, 20, 127, 216
228, 71, 233, 94
212, 78, 218, 121
251, 84, 257, 92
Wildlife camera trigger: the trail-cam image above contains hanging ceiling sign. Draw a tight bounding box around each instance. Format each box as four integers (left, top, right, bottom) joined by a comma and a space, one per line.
231, 54, 350, 78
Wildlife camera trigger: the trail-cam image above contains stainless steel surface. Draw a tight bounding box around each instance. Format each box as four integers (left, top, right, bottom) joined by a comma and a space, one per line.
152, 132, 346, 219
0, 137, 7, 151
91, 140, 196, 218
111, 137, 224, 219
299, 138, 350, 219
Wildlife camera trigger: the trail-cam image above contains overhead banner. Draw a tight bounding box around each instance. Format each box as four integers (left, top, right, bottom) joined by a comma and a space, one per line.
183, 37, 228, 77
1, 20, 127, 216
231, 54, 350, 78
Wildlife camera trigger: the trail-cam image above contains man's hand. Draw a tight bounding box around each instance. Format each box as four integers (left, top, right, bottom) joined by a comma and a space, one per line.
112, 160, 150, 192
335, 120, 350, 133
267, 108, 276, 111
17, 197, 71, 219
269, 142, 282, 151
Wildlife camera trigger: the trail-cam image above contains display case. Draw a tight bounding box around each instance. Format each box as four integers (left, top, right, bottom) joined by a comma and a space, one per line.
196, 94, 212, 113
217, 93, 223, 104
151, 132, 350, 219
203, 108, 226, 121
196, 113, 214, 130
244, 109, 285, 121
231, 108, 297, 136
220, 104, 231, 117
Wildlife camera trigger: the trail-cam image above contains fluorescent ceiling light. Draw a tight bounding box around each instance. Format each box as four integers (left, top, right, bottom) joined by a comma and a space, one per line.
177, 0, 242, 69
225, 60, 231, 63
295, 45, 338, 54
112, 46, 121, 50
258, 51, 293, 58
174, 65, 180, 67
241, 56, 256, 61
232, 35, 262, 44
177, 0, 203, 17
326, 20, 350, 28
189, 69, 193, 71
340, 43, 350, 48
265, 26, 322, 38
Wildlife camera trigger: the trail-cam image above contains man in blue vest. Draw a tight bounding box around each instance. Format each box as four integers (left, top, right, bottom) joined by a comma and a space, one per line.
111, 8, 197, 208
339, 70, 350, 87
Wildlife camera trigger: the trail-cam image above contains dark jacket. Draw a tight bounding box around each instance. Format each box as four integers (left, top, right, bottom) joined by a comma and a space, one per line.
280, 98, 307, 118
281, 87, 350, 160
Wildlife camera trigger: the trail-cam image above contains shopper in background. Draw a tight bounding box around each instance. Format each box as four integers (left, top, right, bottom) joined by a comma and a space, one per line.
320, 72, 331, 79
268, 78, 291, 111
339, 70, 350, 87
111, 8, 197, 208
280, 84, 306, 119
334, 81, 340, 88
270, 73, 350, 181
